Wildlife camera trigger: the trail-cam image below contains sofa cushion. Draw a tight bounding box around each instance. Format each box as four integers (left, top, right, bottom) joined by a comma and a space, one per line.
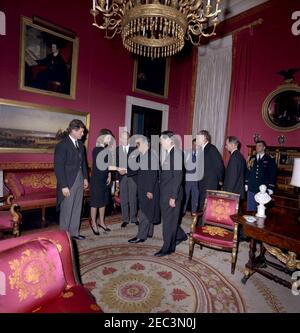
5, 173, 24, 198
32, 285, 103, 313
0, 238, 66, 313
192, 226, 234, 248
203, 197, 237, 228
17, 192, 56, 208
17, 171, 56, 195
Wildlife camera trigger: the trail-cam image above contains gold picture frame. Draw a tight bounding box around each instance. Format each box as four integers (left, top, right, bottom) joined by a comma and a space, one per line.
19, 16, 79, 99
0, 98, 90, 153
262, 82, 300, 132
132, 56, 170, 99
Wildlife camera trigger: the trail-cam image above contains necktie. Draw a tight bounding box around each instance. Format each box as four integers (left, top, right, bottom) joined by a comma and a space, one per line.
192, 151, 196, 163
75, 141, 79, 150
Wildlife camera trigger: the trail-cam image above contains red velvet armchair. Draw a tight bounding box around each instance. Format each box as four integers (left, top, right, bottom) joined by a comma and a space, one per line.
0, 195, 21, 238
0, 230, 102, 313
189, 190, 240, 274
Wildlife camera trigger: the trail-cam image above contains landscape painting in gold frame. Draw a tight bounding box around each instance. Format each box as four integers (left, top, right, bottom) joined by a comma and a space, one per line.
0, 98, 90, 153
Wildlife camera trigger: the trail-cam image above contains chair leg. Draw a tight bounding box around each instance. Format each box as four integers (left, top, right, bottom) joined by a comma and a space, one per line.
188, 238, 195, 260
231, 247, 237, 274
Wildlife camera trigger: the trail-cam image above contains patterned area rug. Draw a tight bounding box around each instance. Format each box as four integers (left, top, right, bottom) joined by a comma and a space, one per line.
76, 215, 300, 313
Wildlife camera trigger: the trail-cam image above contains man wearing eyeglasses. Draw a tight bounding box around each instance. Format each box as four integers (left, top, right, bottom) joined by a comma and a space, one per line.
128, 136, 160, 244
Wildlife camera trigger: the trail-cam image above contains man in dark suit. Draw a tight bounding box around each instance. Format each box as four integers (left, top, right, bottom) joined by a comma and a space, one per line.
245, 140, 276, 211
155, 131, 187, 257
128, 136, 160, 243
54, 119, 88, 240
115, 131, 139, 227
197, 130, 225, 212
223, 136, 247, 200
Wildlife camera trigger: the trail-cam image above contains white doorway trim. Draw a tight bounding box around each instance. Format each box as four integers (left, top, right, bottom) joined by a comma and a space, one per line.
125, 96, 169, 133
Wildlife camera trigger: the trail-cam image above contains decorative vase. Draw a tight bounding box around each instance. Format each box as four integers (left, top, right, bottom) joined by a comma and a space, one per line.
278, 135, 285, 146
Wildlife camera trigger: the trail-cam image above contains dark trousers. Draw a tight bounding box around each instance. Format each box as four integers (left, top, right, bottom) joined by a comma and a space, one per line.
160, 198, 186, 254
183, 180, 199, 213
247, 191, 257, 211
119, 175, 138, 223
136, 209, 154, 240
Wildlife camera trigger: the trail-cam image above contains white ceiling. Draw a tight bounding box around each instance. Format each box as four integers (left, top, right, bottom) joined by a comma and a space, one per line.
219, 0, 270, 21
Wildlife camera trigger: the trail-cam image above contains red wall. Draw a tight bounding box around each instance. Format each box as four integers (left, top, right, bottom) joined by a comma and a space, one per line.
0, 0, 194, 163
224, 0, 300, 156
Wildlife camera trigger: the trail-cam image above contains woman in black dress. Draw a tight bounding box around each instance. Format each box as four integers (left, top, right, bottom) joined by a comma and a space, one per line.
90, 129, 114, 235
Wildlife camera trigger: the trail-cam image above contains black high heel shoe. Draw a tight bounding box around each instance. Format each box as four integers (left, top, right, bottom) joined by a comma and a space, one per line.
98, 224, 111, 232
90, 220, 100, 235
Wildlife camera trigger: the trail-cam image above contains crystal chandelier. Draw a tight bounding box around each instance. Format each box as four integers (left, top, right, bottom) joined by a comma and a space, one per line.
90, 0, 222, 58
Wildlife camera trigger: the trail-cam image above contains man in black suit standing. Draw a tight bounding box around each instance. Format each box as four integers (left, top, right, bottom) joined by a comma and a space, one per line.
197, 130, 225, 212
155, 131, 187, 257
115, 131, 139, 227
223, 136, 246, 200
128, 136, 160, 243
54, 119, 88, 240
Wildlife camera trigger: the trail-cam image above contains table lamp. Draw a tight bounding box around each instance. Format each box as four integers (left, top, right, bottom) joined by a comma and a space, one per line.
290, 158, 300, 223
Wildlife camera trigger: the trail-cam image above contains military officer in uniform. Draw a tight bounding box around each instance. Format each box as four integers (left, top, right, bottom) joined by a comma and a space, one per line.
245, 140, 276, 211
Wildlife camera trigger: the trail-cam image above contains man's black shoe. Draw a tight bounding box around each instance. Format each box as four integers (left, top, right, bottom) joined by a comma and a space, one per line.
154, 251, 171, 257
128, 237, 137, 243
72, 235, 86, 241
135, 221, 139, 226
128, 237, 145, 244
121, 222, 128, 228
176, 235, 188, 246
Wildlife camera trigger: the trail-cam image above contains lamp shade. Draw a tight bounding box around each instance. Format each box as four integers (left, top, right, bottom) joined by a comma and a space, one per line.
291, 158, 300, 187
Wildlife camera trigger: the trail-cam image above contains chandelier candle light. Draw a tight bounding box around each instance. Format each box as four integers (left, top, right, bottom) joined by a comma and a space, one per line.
90, 0, 222, 58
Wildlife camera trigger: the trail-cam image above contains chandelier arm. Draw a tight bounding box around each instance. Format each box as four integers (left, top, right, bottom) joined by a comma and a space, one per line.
187, 14, 207, 23
96, 3, 125, 17
186, 33, 202, 46
191, 24, 217, 38
105, 27, 122, 38
189, 0, 202, 12
106, 19, 123, 30
202, 9, 222, 19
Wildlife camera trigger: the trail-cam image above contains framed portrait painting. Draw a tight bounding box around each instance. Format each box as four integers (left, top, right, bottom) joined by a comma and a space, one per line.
132, 56, 170, 98
0, 98, 89, 153
19, 16, 79, 99
262, 83, 300, 132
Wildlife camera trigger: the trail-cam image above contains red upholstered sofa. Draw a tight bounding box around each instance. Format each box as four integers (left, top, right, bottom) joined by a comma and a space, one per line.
2, 163, 90, 225
0, 230, 102, 313
4, 168, 56, 224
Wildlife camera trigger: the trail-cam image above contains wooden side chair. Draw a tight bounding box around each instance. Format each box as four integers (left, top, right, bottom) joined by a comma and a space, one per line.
189, 190, 240, 274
